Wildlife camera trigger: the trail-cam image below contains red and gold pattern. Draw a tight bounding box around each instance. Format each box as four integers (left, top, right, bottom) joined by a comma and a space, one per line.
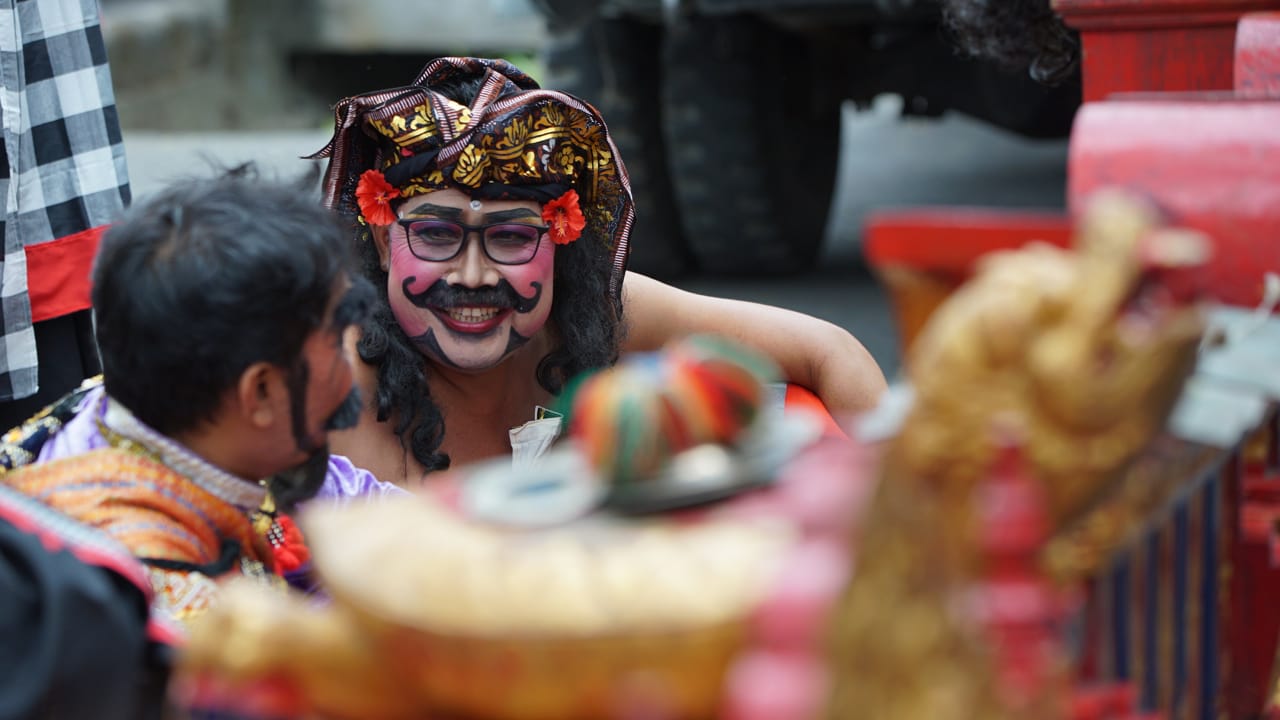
2, 447, 272, 622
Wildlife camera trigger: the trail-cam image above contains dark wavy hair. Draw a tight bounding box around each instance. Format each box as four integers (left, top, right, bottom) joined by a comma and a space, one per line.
354, 77, 623, 475
93, 166, 355, 436
942, 0, 1079, 85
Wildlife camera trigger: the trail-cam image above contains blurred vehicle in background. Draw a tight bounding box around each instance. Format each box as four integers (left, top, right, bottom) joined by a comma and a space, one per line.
532, 0, 1081, 277
102, 0, 548, 132
102, 0, 1077, 279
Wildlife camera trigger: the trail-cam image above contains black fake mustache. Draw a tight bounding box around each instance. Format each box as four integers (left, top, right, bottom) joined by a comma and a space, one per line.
265, 445, 331, 514
323, 386, 363, 432
402, 277, 543, 315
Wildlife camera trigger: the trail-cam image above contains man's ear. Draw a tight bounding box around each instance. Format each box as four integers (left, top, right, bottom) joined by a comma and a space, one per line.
371, 224, 391, 271
237, 362, 282, 429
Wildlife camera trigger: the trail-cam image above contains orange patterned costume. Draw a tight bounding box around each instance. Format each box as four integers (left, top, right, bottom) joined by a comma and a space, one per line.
3, 447, 276, 624
0, 382, 289, 627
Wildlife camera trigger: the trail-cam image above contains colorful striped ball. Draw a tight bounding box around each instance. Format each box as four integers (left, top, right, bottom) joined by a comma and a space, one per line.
569, 334, 779, 486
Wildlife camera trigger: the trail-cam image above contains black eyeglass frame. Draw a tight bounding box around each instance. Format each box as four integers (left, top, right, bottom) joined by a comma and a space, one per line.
396, 218, 549, 265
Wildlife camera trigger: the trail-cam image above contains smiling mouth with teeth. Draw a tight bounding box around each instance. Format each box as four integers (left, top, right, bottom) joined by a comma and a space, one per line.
445, 306, 502, 324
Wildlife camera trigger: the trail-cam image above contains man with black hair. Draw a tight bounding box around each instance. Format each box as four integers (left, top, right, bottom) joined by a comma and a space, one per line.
0, 168, 401, 626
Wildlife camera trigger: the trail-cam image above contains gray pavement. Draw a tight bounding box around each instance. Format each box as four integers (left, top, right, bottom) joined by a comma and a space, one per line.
122, 131, 334, 200
121, 102, 1068, 380
679, 99, 1069, 379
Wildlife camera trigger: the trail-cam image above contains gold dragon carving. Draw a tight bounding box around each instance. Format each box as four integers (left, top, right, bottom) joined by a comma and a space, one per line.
823, 191, 1208, 719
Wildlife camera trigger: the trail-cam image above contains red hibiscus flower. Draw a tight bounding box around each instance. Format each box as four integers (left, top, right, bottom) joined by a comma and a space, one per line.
355, 169, 400, 226
542, 189, 586, 245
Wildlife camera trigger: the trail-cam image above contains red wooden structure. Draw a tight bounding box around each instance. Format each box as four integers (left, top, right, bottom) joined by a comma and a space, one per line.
1053, 0, 1279, 102
867, 10, 1280, 351
1069, 98, 1280, 308
1236, 11, 1280, 95
863, 209, 1073, 360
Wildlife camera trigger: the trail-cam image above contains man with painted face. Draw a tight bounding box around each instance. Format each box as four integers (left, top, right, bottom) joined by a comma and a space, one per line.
0, 168, 402, 625
315, 57, 887, 487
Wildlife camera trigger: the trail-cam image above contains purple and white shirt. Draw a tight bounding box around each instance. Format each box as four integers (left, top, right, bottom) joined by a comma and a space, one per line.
37, 385, 407, 503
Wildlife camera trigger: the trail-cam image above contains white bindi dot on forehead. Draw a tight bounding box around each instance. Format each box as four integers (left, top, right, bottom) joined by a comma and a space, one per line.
469, 200, 482, 211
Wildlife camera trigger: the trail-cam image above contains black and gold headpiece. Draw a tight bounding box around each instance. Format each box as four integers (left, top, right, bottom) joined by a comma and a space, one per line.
311, 57, 634, 296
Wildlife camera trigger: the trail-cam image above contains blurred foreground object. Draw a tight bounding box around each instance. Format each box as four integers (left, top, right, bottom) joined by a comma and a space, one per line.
176, 334, 857, 719
822, 191, 1207, 719
895, 192, 1206, 524
0, 484, 170, 719
176, 196, 1233, 719
172, 196, 1228, 717
856, 9, 1280, 718
571, 334, 779, 487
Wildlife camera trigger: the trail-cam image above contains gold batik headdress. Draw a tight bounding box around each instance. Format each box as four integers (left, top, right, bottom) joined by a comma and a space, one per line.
310, 57, 634, 297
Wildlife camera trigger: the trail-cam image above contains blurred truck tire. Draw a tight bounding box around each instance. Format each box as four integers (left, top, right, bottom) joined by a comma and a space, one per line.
661, 15, 839, 275
544, 13, 840, 277
544, 19, 694, 278
535, 0, 1079, 278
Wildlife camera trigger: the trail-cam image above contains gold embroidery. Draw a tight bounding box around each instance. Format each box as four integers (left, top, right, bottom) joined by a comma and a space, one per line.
554, 144, 579, 177
453, 106, 473, 133
452, 145, 491, 188
497, 116, 530, 151
407, 105, 435, 131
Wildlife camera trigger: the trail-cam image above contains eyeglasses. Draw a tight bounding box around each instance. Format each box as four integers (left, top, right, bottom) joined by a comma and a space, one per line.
397, 218, 547, 265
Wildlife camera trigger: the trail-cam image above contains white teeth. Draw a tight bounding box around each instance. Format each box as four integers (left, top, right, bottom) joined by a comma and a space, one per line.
446, 307, 501, 323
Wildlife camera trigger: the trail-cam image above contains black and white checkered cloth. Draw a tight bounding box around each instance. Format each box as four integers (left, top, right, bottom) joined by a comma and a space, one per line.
0, 0, 129, 401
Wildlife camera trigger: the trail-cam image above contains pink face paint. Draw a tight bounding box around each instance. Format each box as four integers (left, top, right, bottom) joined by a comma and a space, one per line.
385, 189, 556, 372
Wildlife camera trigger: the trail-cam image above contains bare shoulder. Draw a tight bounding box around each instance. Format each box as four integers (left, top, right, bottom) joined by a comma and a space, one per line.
618, 271, 887, 415
620, 271, 697, 352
